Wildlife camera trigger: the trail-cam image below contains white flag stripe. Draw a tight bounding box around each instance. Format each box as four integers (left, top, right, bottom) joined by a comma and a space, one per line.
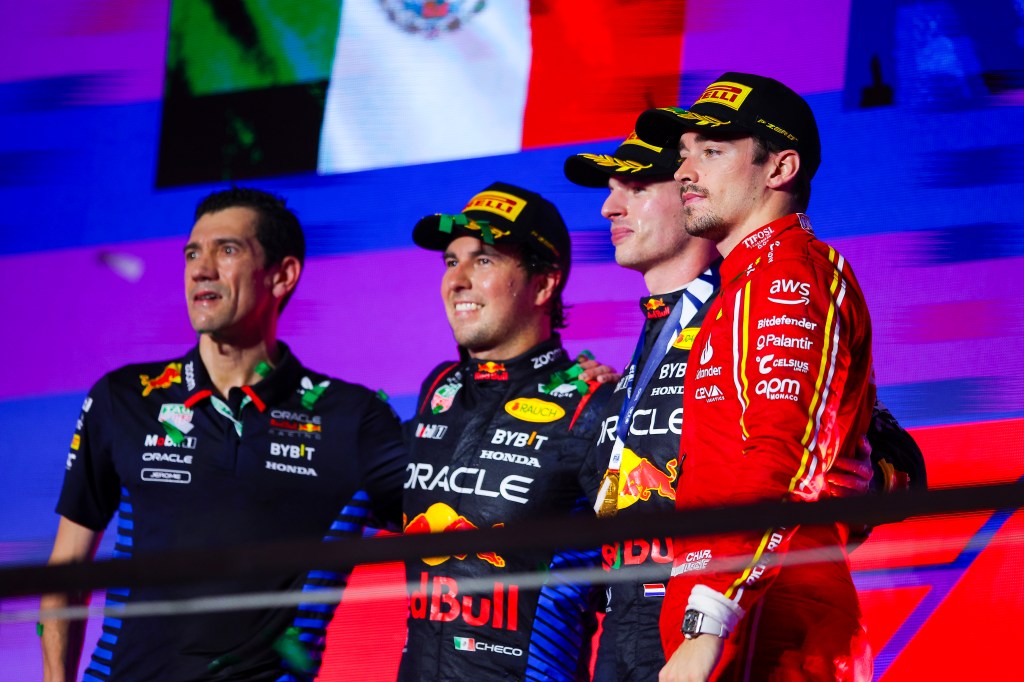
318, 1, 531, 173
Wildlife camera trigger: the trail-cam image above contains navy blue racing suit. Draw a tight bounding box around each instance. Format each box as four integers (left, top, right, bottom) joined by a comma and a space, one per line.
399, 337, 611, 681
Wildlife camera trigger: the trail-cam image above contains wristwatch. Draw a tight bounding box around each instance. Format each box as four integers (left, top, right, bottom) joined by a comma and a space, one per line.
681, 609, 729, 639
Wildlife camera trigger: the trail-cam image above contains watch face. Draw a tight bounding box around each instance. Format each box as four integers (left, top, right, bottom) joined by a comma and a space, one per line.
682, 609, 701, 635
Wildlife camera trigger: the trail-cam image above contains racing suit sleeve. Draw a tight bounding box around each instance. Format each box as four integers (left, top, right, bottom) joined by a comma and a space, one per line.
576, 381, 617, 505
356, 392, 409, 531
55, 376, 121, 531
669, 253, 874, 632
548, 379, 612, 680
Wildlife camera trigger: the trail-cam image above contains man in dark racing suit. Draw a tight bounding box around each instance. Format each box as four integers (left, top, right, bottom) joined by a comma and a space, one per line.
565, 128, 722, 682
399, 182, 611, 681
564, 120, 926, 680
41, 188, 407, 682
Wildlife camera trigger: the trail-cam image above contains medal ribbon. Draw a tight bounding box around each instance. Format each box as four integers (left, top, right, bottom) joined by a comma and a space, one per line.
595, 273, 717, 516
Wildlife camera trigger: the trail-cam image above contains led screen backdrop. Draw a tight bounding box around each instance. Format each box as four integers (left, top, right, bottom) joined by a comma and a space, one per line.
2, 1, 1023, 679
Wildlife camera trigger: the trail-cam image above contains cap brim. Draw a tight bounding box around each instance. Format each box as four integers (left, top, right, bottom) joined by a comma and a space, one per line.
563, 154, 676, 188
563, 155, 614, 188
635, 108, 698, 147
412, 214, 458, 251
637, 107, 759, 148
412, 212, 531, 252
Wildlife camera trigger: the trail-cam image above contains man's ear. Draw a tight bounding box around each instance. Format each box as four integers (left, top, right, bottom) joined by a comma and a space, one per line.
766, 149, 801, 190
271, 255, 302, 302
533, 268, 562, 308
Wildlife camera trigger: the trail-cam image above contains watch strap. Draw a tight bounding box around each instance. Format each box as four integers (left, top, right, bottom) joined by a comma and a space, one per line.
682, 608, 729, 639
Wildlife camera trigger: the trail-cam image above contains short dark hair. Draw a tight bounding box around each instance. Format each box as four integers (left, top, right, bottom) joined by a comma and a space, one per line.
195, 187, 306, 268
751, 136, 812, 211
194, 187, 306, 311
520, 247, 569, 332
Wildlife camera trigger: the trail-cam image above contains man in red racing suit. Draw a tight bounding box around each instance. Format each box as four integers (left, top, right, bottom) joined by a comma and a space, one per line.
666, 213, 874, 679
636, 73, 875, 680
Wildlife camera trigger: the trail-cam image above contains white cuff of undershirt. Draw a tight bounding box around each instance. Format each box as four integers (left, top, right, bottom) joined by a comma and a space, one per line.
687, 584, 746, 635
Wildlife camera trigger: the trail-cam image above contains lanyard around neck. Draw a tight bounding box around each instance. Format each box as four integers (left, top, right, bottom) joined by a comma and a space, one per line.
609, 279, 713, 471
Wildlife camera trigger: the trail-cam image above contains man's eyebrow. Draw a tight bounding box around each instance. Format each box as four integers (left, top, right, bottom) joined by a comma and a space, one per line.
679, 133, 737, 151
183, 237, 244, 253
442, 248, 488, 260
681, 133, 712, 147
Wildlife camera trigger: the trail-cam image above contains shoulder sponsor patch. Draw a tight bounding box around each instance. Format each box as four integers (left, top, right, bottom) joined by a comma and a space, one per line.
431, 383, 461, 414
158, 403, 195, 434
673, 327, 700, 350
298, 376, 330, 409
767, 279, 811, 305
742, 226, 774, 250
415, 423, 448, 440
504, 398, 564, 423
140, 363, 182, 397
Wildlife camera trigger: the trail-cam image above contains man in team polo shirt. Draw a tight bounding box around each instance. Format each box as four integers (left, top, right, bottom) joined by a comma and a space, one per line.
42, 188, 407, 681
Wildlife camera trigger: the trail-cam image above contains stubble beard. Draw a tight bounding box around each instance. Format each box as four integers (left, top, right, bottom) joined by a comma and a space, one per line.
452, 319, 496, 357
684, 205, 727, 243
189, 311, 223, 337
680, 184, 726, 243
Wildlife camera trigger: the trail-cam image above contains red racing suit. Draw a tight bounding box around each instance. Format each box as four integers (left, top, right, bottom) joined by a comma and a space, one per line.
660, 214, 875, 680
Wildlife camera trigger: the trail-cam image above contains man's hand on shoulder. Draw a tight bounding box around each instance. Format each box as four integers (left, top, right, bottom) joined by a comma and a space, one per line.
659, 635, 724, 682
576, 355, 622, 385
827, 436, 873, 497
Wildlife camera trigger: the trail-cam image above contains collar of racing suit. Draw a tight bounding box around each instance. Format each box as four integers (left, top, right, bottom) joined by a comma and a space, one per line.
461, 335, 569, 387
179, 342, 305, 412
720, 212, 815, 286
636, 288, 687, 367
638, 288, 686, 320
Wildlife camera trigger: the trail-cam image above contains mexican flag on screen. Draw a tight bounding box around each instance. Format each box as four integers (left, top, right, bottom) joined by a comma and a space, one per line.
318, 0, 687, 174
